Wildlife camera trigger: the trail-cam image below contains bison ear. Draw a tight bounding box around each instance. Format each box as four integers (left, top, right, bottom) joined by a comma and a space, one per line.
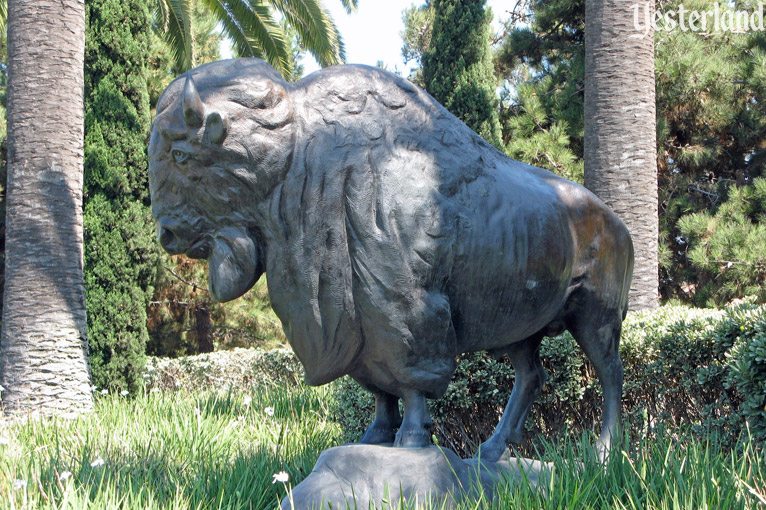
183, 75, 205, 128
205, 111, 228, 144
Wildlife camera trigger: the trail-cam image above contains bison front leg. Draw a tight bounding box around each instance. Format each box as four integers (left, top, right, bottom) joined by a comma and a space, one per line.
360, 391, 402, 445
394, 389, 432, 448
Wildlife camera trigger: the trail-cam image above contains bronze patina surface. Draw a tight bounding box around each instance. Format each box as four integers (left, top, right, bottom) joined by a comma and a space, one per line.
149, 58, 634, 461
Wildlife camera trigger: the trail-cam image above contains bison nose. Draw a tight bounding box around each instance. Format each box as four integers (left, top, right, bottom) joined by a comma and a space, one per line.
157, 219, 189, 255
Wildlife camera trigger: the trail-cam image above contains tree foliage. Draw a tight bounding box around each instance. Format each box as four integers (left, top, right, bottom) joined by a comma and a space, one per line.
655, 1, 766, 304
84, 0, 160, 392
147, 257, 287, 358
147, 0, 221, 108
422, 0, 502, 148
153, 0, 348, 78
496, 0, 766, 306
677, 178, 766, 305
496, 0, 584, 182
400, 2, 434, 86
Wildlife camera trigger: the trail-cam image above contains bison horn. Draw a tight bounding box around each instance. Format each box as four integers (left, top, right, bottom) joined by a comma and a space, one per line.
205, 111, 228, 144
182, 74, 205, 128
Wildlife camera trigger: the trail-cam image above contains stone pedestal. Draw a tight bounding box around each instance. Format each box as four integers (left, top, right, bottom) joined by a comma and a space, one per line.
280, 444, 550, 510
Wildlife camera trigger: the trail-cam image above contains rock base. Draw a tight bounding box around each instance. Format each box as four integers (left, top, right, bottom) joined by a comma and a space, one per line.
280, 444, 550, 510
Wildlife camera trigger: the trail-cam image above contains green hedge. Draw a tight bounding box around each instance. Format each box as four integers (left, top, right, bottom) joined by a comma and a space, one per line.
142, 303, 766, 457
331, 301, 766, 457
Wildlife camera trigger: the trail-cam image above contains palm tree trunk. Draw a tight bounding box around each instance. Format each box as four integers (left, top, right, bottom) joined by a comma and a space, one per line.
0, 0, 93, 417
584, 0, 658, 310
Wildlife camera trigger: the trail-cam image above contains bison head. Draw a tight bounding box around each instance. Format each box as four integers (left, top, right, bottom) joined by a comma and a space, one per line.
148, 59, 294, 302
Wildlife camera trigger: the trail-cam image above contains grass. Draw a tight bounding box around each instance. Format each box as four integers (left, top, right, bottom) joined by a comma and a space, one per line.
0, 385, 342, 509
0, 384, 764, 509
480, 431, 766, 510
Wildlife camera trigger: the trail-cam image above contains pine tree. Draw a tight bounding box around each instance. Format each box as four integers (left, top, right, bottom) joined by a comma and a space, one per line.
422, 0, 502, 148
84, 0, 159, 392
498, 0, 766, 306
496, 0, 585, 181
655, 1, 766, 303
677, 177, 766, 305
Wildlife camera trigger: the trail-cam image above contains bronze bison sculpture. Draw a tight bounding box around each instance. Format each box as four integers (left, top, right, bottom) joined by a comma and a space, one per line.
149, 58, 634, 461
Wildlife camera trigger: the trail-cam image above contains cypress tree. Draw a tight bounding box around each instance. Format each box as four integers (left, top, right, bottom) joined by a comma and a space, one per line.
422, 0, 502, 148
84, 0, 159, 392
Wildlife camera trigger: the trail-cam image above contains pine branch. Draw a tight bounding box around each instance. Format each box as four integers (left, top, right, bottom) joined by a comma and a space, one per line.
164, 266, 209, 293
712, 260, 766, 269
149, 300, 194, 307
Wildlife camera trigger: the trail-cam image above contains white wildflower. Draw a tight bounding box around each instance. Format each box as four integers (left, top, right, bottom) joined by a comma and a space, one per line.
0, 437, 9, 446
90, 457, 105, 468
174, 380, 182, 388
58, 471, 72, 482
264, 406, 275, 417
243, 395, 253, 407
91, 385, 98, 392
101, 389, 108, 395
12, 479, 26, 490
120, 390, 129, 397
272, 471, 289, 484
150, 387, 161, 394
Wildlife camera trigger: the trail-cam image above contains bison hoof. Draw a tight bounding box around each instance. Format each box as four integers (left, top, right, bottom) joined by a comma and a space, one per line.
475, 438, 509, 463
394, 428, 431, 449
360, 424, 395, 445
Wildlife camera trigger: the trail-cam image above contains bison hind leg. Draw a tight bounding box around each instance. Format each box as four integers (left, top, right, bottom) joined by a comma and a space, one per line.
360, 391, 402, 445
476, 333, 546, 463
565, 297, 624, 462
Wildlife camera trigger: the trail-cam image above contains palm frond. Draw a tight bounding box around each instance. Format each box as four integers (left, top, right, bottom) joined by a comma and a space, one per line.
0, 0, 6, 33
200, 0, 260, 60
154, 0, 194, 71
270, 0, 344, 67
339, 0, 358, 15
201, 0, 292, 77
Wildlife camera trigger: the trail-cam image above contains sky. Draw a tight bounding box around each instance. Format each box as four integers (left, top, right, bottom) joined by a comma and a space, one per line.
300, 0, 509, 77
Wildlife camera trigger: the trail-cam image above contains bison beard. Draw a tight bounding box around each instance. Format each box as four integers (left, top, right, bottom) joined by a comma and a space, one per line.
208, 227, 261, 302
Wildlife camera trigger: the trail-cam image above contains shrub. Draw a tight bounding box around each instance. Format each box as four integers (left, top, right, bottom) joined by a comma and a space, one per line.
143, 347, 304, 392
725, 305, 766, 440
147, 303, 766, 457
331, 301, 766, 457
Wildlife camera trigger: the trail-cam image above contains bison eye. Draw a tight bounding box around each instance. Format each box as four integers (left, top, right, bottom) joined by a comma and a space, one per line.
172, 149, 190, 164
